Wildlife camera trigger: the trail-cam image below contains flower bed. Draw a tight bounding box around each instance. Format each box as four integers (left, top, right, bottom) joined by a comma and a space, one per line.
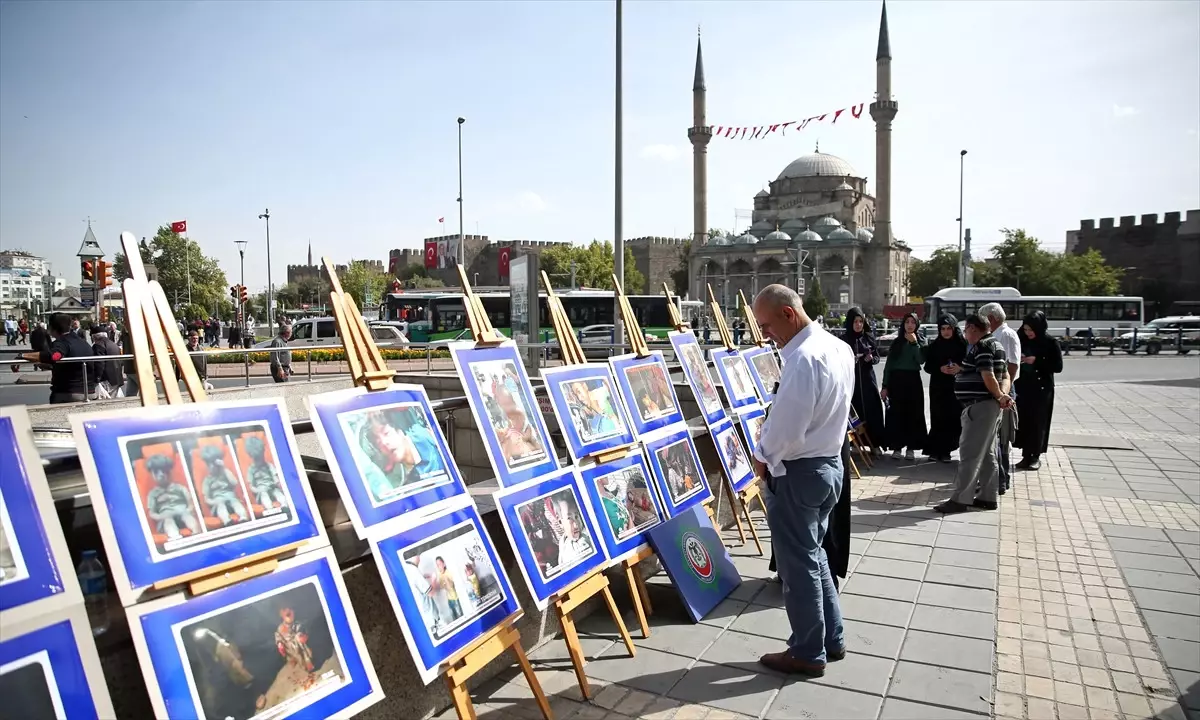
205, 347, 451, 363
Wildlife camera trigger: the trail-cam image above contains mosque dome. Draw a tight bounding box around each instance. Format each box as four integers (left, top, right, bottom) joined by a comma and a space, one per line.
827, 227, 856, 242
856, 227, 874, 242
734, 232, 759, 245
814, 216, 842, 229
754, 189, 770, 198
763, 229, 791, 242
776, 152, 858, 182
835, 180, 854, 192
712, 234, 733, 246
797, 229, 823, 244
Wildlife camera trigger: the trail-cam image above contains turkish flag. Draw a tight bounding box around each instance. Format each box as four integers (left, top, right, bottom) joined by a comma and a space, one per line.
424, 240, 437, 269
171, 220, 187, 234
438, 217, 444, 223
498, 247, 511, 277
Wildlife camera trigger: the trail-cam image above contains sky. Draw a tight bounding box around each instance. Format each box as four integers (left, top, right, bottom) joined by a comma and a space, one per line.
1, 0, 1197, 293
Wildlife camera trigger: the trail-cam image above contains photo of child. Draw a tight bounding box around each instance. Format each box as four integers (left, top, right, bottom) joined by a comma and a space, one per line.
559, 377, 626, 444
399, 522, 504, 644
623, 363, 677, 423
338, 401, 452, 506
593, 465, 660, 542
469, 359, 548, 470
514, 487, 597, 582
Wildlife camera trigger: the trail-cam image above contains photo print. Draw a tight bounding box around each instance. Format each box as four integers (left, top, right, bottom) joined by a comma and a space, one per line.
541, 365, 635, 463
644, 429, 713, 517
0, 613, 115, 720
711, 419, 754, 492
738, 407, 767, 458
609, 352, 684, 438
578, 451, 666, 562
746, 348, 782, 403
561, 378, 625, 444
669, 332, 725, 425
0, 493, 28, 589
0, 650, 64, 719
398, 521, 505, 644
710, 349, 759, 410
494, 469, 607, 608
340, 403, 450, 504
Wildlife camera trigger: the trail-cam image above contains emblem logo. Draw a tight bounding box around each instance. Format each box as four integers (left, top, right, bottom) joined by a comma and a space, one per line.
681, 531, 715, 584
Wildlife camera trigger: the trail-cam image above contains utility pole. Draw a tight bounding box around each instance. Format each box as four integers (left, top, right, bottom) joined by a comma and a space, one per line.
258, 209, 274, 329
613, 0, 625, 348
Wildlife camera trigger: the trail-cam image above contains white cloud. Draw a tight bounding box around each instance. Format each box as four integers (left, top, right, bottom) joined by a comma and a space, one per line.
1112, 104, 1140, 118
641, 144, 683, 162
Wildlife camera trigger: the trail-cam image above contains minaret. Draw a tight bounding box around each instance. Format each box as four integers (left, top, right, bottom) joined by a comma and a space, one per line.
307, 240, 312, 267
688, 33, 711, 248
869, 0, 897, 247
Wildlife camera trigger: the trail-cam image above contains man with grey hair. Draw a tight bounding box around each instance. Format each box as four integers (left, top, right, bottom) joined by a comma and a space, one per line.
979, 302, 1020, 493
749, 284, 854, 677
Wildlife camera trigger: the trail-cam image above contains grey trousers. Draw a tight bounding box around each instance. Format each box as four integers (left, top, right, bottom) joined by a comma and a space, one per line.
951, 400, 1004, 505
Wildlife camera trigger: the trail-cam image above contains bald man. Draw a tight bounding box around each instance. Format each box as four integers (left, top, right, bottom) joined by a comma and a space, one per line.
750, 284, 855, 677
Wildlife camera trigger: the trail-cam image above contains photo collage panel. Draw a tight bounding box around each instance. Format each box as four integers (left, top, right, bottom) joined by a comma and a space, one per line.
610, 352, 684, 439
711, 349, 760, 411
711, 419, 755, 492
578, 452, 666, 562
739, 408, 767, 459
645, 430, 713, 517
541, 365, 635, 464
746, 348, 782, 404
669, 332, 725, 426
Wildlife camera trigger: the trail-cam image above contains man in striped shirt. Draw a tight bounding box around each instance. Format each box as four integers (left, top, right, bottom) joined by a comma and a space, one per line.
935, 314, 1013, 514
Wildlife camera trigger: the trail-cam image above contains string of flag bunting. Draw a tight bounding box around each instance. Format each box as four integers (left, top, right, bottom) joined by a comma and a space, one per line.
712, 101, 867, 140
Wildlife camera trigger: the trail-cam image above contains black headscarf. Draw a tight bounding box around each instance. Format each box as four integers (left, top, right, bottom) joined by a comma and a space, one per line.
842, 307, 870, 340
935, 313, 964, 344
1021, 310, 1050, 353
924, 312, 966, 371
889, 312, 926, 352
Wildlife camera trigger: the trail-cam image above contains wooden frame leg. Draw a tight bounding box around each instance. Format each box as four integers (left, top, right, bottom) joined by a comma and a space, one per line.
624, 562, 651, 639
723, 480, 747, 545
739, 493, 765, 556
848, 452, 862, 480
601, 585, 637, 657
556, 606, 591, 699
445, 675, 478, 720
511, 640, 554, 720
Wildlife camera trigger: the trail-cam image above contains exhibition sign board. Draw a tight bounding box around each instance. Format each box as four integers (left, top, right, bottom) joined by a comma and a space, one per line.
646, 504, 742, 623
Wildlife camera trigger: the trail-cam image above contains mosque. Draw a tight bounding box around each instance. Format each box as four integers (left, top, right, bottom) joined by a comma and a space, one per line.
686, 2, 911, 316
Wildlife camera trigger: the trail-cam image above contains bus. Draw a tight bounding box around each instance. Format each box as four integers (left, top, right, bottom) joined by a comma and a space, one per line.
923, 287, 1144, 335
382, 289, 689, 342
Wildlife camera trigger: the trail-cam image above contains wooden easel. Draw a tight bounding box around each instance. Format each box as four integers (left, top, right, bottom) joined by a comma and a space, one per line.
538, 273, 639, 685
455, 264, 507, 346
738, 290, 767, 347
330, 263, 551, 719
115, 231, 305, 596
705, 285, 767, 556
663, 284, 689, 333
610, 274, 652, 359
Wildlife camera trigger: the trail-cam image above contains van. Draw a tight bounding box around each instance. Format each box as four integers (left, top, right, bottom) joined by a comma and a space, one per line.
1118, 315, 1200, 354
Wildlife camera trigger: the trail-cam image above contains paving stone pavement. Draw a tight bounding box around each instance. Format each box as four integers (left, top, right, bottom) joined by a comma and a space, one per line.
441, 381, 1198, 720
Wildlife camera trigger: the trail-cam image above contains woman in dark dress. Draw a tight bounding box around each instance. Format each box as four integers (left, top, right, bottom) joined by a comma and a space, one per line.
842, 308, 887, 453
881, 313, 928, 460
1014, 310, 1062, 470
923, 314, 968, 463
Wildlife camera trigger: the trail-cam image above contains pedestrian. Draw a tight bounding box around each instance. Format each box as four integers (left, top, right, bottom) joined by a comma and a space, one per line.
1013, 311, 1062, 471
750, 284, 853, 677
881, 312, 928, 460
923, 314, 968, 463
17, 318, 28, 344
4, 316, 15, 345
701, 315, 711, 344
935, 314, 1013, 514
841, 308, 886, 454
979, 303, 1021, 493
269, 323, 293, 383
119, 326, 141, 397
19, 313, 98, 404
89, 328, 125, 398
29, 321, 49, 354
177, 330, 213, 390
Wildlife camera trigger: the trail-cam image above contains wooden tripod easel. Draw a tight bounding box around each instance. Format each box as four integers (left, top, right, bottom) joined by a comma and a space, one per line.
537, 272, 639, 691
116, 231, 307, 597
328, 262, 550, 720
737, 290, 767, 347
663, 284, 689, 333
704, 285, 767, 556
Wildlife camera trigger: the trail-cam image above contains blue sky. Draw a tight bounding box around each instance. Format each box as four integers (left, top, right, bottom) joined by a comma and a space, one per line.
1, 0, 1197, 292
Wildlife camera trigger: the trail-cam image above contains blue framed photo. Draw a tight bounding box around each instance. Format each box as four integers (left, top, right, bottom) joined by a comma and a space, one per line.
709, 348, 760, 411
308, 385, 469, 539
644, 428, 713, 518
127, 546, 381, 720
608, 352, 685, 439
540, 364, 635, 464
1, 408, 73, 615
709, 418, 755, 493
742, 346, 782, 404
669, 332, 726, 427
372, 498, 522, 684
646, 505, 741, 623
737, 406, 768, 459
577, 450, 666, 563
450, 342, 559, 487
493, 468, 608, 610
0, 607, 115, 720
71, 399, 327, 607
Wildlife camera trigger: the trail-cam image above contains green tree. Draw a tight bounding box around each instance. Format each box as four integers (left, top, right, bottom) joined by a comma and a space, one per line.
339, 261, 390, 310
671, 240, 692, 296
539, 241, 645, 293
803, 277, 829, 319
708, 228, 729, 241
294, 276, 325, 306
274, 283, 300, 310
398, 264, 431, 281
113, 226, 229, 311
408, 276, 446, 289
908, 247, 962, 297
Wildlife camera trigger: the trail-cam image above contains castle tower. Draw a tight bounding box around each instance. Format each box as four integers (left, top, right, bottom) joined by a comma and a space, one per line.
869, 0, 897, 247
687, 34, 711, 248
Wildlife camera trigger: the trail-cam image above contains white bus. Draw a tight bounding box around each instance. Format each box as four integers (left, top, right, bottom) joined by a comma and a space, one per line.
923, 287, 1144, 335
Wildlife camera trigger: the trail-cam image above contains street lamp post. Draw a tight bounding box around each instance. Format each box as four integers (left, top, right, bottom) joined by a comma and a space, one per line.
613, 0, 625, 350
258, 209, 273, 330
457, 117, 466, 267
235, 240, 249, 382
956, 149, 967, 287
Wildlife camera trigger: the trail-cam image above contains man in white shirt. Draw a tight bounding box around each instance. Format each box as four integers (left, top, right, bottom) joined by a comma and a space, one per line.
750, 285, 855, 677
979, 303, 1020, 494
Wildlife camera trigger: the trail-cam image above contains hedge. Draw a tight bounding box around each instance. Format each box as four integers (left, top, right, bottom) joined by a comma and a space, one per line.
205, 347, 452, 364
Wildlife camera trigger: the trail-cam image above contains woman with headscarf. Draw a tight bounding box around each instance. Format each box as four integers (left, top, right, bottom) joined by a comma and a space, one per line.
842, 308, 886, 454
1014, 310, 1062, 470
923, 314, 968, 462
881, 312, 928, 460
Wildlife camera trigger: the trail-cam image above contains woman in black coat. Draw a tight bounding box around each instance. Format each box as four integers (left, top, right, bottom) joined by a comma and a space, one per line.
842, 307, 887, 453
923, 314, 968, 462
1014, 310, 1063, 470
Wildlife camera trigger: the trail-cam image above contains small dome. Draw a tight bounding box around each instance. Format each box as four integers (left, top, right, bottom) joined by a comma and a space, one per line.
814, 216, 842, 228
797, 229, 823, 243
734, 232, 759, 245
764, 229, 791, 242
712, 235, 732, 246
754, 189, 770, 198
749, 219, 774, 233
856, 227, 874, 242
827, 227, 856, 242
835, 181, 854, 192
776, 152, 858, 182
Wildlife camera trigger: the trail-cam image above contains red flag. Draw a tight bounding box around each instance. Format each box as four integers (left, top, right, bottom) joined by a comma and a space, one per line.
170, 220, 187, 233
438, 217, 444, 223
424, 240, 438, 269
498, 247, 511, 277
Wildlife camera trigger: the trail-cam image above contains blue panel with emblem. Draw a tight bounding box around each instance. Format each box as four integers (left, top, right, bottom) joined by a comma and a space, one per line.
646, 505, 741, 623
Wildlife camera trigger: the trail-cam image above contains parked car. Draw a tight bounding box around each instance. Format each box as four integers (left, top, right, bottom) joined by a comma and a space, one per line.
577, 324, 656, 360
1117, 316, 1200, 354
252, 317, 407, 349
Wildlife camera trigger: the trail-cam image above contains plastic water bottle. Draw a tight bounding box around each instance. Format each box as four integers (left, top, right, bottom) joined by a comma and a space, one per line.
76, 550, 110, 636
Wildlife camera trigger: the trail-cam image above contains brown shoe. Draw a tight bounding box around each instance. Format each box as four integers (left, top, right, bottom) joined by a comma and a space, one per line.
828, 646, 847, 662
759, 650, 826, 677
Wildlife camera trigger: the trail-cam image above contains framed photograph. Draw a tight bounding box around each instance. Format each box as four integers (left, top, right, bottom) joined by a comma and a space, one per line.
493, 468, 607, 609
738, 406, 768, 459
71, 399, 327, 607
372, 498, 522, 685
646, 505, 741, 623
709, 418, 755, 493
127, 546, 381, 720
742, 346, 782, 404
1, 408, 78, 619
709, 348, 760, 411
608, 352, 684, 439
0, 604, 115, 720
450, 342, 558, 488
540, 365, 635, 464
644, 428, 713, 518
577, 450, 666, 564
308, 385, 468, 539
669, 332, 726, 427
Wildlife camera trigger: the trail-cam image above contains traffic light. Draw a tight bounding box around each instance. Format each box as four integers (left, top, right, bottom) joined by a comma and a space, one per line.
81, 260, 95, 283
99, 307, 109, 323
231, 285, 239, 302
239, 286, 248, 304
97, 260, 111, 289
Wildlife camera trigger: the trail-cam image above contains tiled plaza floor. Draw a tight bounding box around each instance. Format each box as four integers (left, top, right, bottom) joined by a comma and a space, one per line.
450, 381, 1199, 720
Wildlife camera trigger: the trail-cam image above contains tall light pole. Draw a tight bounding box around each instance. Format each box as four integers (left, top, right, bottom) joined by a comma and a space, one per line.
258, 209, 273, 329
457, 117, 466, 268
613, 0, 625, 348
956, 149, 967, 287
235, 240, 247, 332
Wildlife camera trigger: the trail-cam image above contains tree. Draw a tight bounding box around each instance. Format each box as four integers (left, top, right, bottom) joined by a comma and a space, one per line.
803, 277, 829, 319
671, 240, 692, 296
113, 226, 229, 311
539, 241, 645, 293
908, 247, 962, 298
294, 276, 325, 306
274, 283, 300, 310
339, 261, 390, 310
708, 228, 729, 241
